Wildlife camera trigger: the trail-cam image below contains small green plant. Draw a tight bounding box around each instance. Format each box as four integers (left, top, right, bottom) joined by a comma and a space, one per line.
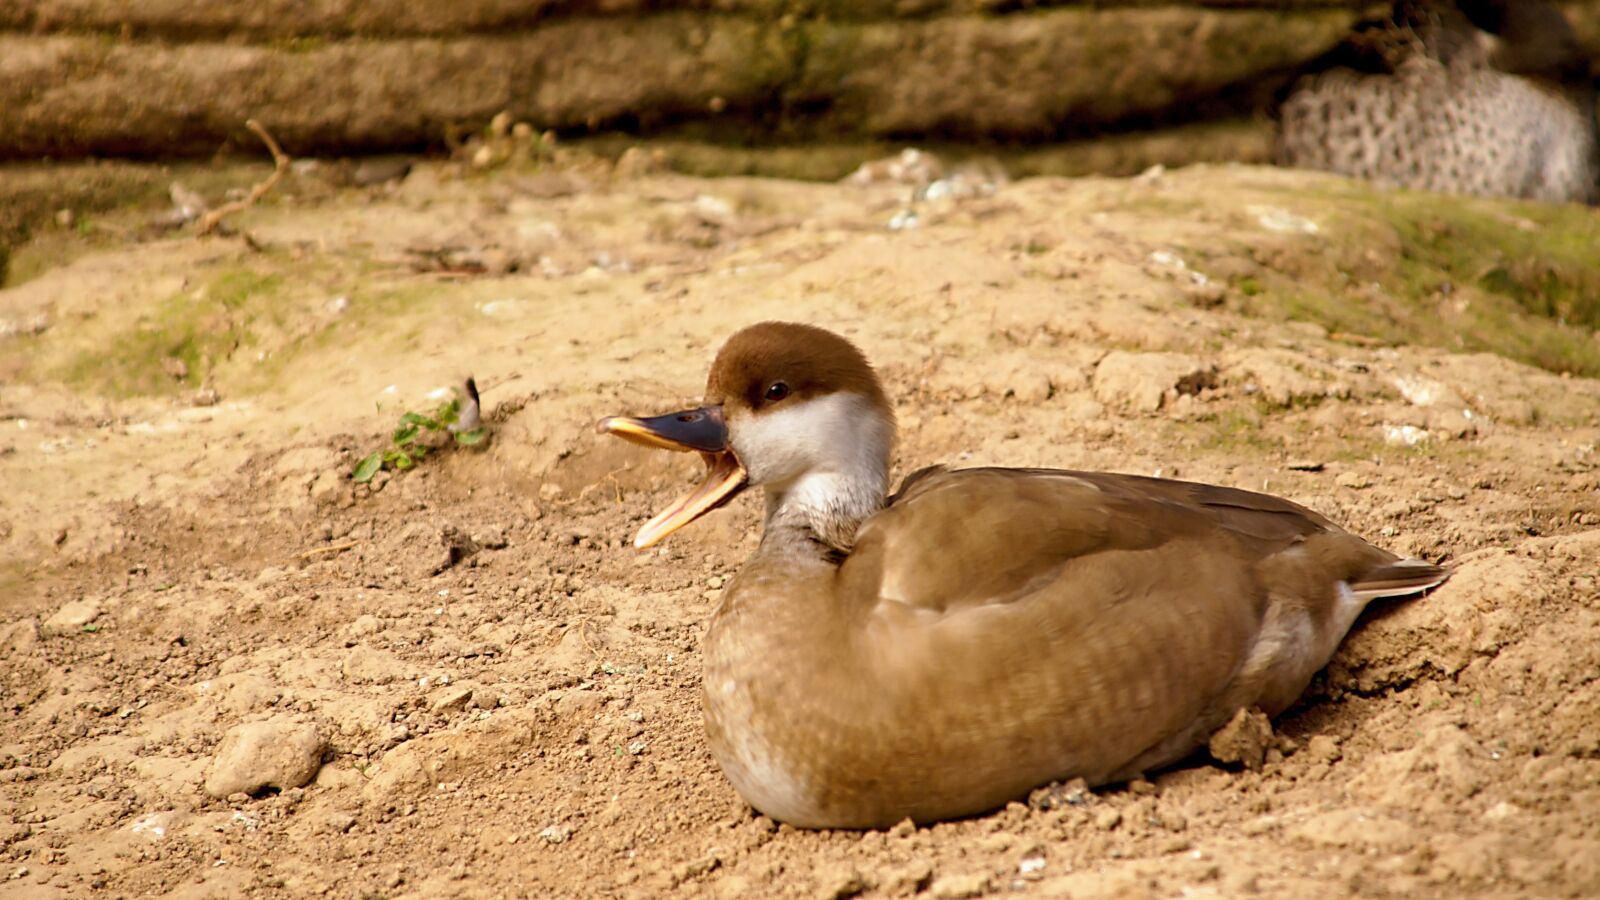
353, 381, 485, 483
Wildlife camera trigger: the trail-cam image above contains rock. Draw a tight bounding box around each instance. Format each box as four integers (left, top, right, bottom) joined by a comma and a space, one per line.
1005, 370, 1052, 404
847, 148, 945, 187
194, 673, 282, 717
1208, 707, 1273, 770
614, 146, 669, 178
0, 618, 40, 655
204, 720, 327, 799
879, 861, 933, 896
1391, 374, 1467, 409
1224, 348, 1350, 408
342, 646, 410, 685
1092, 351, 1214, 413
1388, 374, 1483, 440
817, 864, 869, 900
1483, 801, 1519, 821
1383, 424, 1429, 447
361, 743, 436, 803
403, 523, 480, 578
930, 871, 993, 899
1028, 777, 1092, 811
429, 685, 474, 713
1335, 471, 1371, 490
351, 157, 412, 187
1305, 734, 1342, 765
0, 820, 31, 846
1422, 406, 1481, 439
472, 525, 509, 549
0, 314, 50, 338
966, 350, 1067, 405
320, 811, 357, 834
346, 614, 384, 638
309, 469, 347, 506
1094, 807, 1122, 831
43, 599, 102, 633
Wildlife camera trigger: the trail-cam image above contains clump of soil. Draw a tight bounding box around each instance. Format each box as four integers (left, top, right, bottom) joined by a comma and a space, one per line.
1, 157, 1597, 897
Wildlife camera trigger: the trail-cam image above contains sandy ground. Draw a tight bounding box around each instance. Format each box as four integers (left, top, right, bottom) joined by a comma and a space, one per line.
1, 157, 1599, 899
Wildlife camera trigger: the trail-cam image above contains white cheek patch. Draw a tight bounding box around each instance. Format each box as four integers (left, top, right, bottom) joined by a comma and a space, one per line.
731, 392, 890, 491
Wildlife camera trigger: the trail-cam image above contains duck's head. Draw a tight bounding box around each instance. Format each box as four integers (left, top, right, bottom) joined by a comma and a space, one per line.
597, 322, 895, 550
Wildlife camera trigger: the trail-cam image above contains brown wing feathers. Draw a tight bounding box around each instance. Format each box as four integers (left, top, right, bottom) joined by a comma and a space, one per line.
866, 467, 1446, 613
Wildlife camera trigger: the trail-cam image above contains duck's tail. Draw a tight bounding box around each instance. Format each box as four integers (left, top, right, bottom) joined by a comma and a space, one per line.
1349, 557, 1451, 603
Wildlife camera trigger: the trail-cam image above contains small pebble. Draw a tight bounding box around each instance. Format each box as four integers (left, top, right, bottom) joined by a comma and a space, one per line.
930, 871, 993, 899
1335, 471, 1372, 490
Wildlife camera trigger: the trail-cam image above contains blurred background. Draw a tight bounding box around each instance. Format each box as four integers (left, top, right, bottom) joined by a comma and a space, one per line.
1, 1, 1595, 175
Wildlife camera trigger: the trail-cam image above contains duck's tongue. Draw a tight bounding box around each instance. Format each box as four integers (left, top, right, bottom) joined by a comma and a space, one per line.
595, 407, 748, 548
631, 450, 746, 548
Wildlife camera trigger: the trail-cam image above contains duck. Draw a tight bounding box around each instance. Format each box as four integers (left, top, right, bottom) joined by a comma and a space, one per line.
596, 321, 1449, 829
1276, 0, 1598, 204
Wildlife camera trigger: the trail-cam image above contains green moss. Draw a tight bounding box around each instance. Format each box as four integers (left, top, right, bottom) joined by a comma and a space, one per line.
1233, 276, 1265, 297
1232, 186, 1600, 378
1387, 203, 1600, 332
271, 35, 329, 54
235, 277, 442, 393
0, 162, 169, 287
54, 270, 285, 398
1192, 406, 1281, 455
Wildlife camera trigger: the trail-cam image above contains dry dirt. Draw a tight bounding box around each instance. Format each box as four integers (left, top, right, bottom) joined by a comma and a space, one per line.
1, 156, 1599, 899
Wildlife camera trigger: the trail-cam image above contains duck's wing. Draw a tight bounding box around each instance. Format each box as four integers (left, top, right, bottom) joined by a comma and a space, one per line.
839, 467, 1444, 740
848, 467, 1439, 614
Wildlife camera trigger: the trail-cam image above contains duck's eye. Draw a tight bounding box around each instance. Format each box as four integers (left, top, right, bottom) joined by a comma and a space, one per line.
765, 382, 790, 402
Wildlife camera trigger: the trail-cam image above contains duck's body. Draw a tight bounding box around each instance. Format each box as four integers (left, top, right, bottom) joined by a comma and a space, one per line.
1277, 0, 1598, 204
599, 323, 1448, 828
705, 468, 1433, 827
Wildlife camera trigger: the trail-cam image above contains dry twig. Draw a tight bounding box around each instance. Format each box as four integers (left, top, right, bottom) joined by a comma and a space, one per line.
297, 541, 358, 560
197, 119, 290, 236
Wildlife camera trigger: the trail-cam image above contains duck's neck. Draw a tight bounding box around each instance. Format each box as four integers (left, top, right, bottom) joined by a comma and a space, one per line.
731, 391, 895, 558
759, 468, 887, 558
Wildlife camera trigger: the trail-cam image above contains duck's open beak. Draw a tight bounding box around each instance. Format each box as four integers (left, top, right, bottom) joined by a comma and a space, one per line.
595, 406, 748, 549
